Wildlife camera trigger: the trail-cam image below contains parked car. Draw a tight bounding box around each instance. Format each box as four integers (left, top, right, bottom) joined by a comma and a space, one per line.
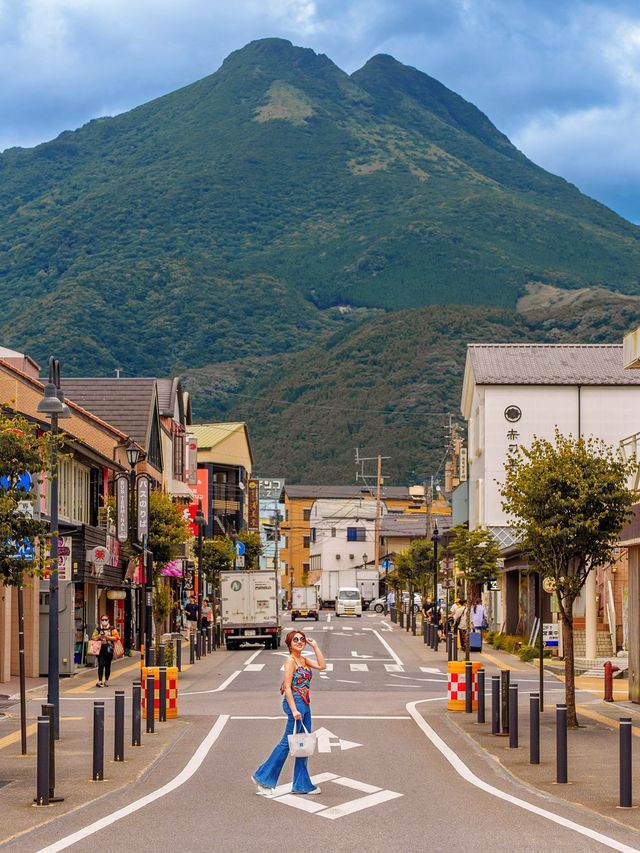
371, 593, 421, 613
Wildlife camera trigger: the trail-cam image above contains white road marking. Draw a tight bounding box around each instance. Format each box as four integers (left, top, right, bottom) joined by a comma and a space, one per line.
322, 626, 334, 631
386, 683, 423, 688
182, 672, 241, 695
336, 679, 360, 684
244, 650, 263, 665
327, 614, 332, 623
390, 674, 447, 684
230, 715, 411, 719
244, 663, 265, 672
35, 715, 230, 852
324, 663, 334, 671
351, 651, 374, 658
384, 664, 404, 672
373, 629, 403, 666
407, 700, 639, 853
342, 626, 353, 631
349, 663, 369, 672
320, 789, 402, 820
314, 727, 362, 753
419, 667, 443, 674
271, 774, 402, 820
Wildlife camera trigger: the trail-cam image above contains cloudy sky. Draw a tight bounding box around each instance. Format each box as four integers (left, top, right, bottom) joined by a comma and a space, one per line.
2, 0, 639, 222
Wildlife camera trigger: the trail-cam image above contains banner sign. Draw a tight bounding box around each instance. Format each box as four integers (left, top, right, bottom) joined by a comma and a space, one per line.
137, 475, 150, 541
543, 622, 559, 648
259, 478, 285, 501
115, 474, 129, 543
247, 478, 260, 532
187, 435, 198, 485
184, 560, 194, 591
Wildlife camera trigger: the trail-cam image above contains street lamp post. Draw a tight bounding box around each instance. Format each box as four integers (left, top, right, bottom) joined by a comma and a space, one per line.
125, 440, 145, 654
195, 500, 205, 658
37, 357, 71, 739
431, 525, 440, 625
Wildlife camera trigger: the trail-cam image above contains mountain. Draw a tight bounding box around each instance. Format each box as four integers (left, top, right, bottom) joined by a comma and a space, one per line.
0, 39, 637, 481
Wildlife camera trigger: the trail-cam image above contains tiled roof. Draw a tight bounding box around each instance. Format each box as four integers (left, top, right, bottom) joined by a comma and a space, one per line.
468, 344, 640, 385
63, 378, 158, 445
190, 423, 246, 449
380, 514, 451, 537
284, 484, 412, 500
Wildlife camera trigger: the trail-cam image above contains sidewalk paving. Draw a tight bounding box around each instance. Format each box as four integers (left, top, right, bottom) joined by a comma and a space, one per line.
0, 642, 221, 847
398, 616, 640, 832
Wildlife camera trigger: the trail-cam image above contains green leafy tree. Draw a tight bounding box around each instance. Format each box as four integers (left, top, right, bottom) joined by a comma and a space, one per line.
394, 539, 435, 616
237, 530, 263, 571
449, 525, 501, 661
201, 537, 235, 580
147, 490, 190, 571
500, 430, 634, 727
0, 413, 62, 586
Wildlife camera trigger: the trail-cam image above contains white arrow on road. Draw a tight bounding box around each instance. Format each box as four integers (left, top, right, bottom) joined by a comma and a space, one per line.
350, 651, 374, 658
314, 727, 362, 753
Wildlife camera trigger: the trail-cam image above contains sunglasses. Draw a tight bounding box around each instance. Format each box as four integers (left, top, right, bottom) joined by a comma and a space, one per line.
292, 636, 306, 643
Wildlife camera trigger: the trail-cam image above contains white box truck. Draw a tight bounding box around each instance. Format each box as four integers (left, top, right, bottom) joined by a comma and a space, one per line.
319, 569, 356, 607
220, 571, 281, 650
357, 571, 379, 609
291, 586, 319, 621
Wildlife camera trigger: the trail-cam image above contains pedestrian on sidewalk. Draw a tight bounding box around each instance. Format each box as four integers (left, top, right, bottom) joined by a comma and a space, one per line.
184, 595, 198, 636
201, 599, 213, 631
92, 615, 120, 687
471, 597, 488, 632
252, 630, 326, 797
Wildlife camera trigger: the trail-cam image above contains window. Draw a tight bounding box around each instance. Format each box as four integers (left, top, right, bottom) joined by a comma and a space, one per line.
303, 536, 310, 549
57, 458, 91, 524
331, 528, 336, 538
347, 527, 366, 542
310, 528, 317, 543
302, 562, 310, 575
303, 508, 311, 521
172, 427, 185, 478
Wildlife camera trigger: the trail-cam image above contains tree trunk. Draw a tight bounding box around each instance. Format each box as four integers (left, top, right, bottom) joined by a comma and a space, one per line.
562, 597, 579, 727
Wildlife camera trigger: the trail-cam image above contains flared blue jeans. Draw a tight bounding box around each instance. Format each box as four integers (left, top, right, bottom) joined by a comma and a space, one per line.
253, 696, 314, 792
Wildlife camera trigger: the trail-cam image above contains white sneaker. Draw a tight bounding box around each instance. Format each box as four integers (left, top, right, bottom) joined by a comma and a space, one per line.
251, 775, 274, 797
297, 787, 321, 795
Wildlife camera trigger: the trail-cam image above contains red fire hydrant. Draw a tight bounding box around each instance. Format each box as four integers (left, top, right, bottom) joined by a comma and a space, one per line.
603, 660, 620, 702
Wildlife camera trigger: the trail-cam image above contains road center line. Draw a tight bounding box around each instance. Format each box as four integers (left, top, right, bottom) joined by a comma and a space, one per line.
372, 629, 403, 666
36, 715, 230, 853
407, 700, 637, 852
230, 715, 411, 720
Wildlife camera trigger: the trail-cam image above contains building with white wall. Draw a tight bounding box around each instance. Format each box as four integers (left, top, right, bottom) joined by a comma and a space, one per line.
461, 344, 640, 646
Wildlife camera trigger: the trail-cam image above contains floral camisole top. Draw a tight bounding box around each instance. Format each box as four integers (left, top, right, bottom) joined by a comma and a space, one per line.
280, 658, 312, 704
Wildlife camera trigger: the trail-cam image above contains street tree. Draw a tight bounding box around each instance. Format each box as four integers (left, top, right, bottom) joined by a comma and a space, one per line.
147, 490, 190, 638
237, 530, 262, 570
394, 538, 434, 601
500, 430, 634, 727
449, 525, 501, 661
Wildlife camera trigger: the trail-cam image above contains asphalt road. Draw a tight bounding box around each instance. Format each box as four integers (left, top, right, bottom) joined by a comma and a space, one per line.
7, 612, 640, 853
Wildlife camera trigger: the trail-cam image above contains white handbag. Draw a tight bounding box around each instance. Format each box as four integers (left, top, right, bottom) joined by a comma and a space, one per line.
288, 720, 316, 757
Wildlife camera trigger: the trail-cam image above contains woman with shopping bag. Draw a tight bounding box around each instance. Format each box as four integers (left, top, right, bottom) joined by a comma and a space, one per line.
91, 615, 121, 687
252, 629, 326, 797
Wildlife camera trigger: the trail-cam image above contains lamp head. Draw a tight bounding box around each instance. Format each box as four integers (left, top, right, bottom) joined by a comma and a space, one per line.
37, 383, 65, 416
57, 390, 72, 420
126, 439, 144, 468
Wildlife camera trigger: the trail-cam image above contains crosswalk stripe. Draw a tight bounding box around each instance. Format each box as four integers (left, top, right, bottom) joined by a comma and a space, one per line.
384, 664, 404, 672
350, 663, 369, 672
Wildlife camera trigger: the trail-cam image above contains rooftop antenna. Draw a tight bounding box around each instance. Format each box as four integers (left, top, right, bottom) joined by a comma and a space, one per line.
115, 368, 122, 379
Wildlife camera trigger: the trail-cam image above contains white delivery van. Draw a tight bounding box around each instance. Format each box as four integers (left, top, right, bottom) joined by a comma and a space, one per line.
335, 587, 362, 617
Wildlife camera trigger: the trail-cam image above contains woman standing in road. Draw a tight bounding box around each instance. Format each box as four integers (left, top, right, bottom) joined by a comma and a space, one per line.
252, 630, 326, 796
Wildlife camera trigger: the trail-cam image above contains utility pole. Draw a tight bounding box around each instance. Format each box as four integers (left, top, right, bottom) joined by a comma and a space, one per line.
273, 499, 280, 620
355, 448, 390, 575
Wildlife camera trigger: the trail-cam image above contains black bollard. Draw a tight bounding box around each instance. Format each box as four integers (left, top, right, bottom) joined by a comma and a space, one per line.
433, 628, 439, 653
190, 633, 195, 665
399, 610, 404, 629
146, 674, 155, 734
176, 637, 182, 672
423, 619, 428, 644
132, 681, 142, 747
620, 717, 632, 808
477, 669, 485, 724
465, 661, 473, 714
159, 667, 167, 723
41, 703, 63, 802
201, 628, 207, 657
412, 612, 416, 637
92, 701, 104, 781
451, 632, 458, 661
556, 704, 568, 783
35, 716, 50, 805
114, 690, 125, 762
491, 675, 500, 735
500, 670, 510, 734
157, 643, 166, 667
530, 693, 540, 764
509, 684, 518, 748
145, 645, 155, 668
207, 626, 212, 653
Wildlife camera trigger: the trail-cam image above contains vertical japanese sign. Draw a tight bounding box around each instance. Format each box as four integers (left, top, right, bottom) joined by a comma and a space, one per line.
247, 478, 259, 533
137, 475, 150, 541
187, 435, 198, 485
115, 474, 129, 543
